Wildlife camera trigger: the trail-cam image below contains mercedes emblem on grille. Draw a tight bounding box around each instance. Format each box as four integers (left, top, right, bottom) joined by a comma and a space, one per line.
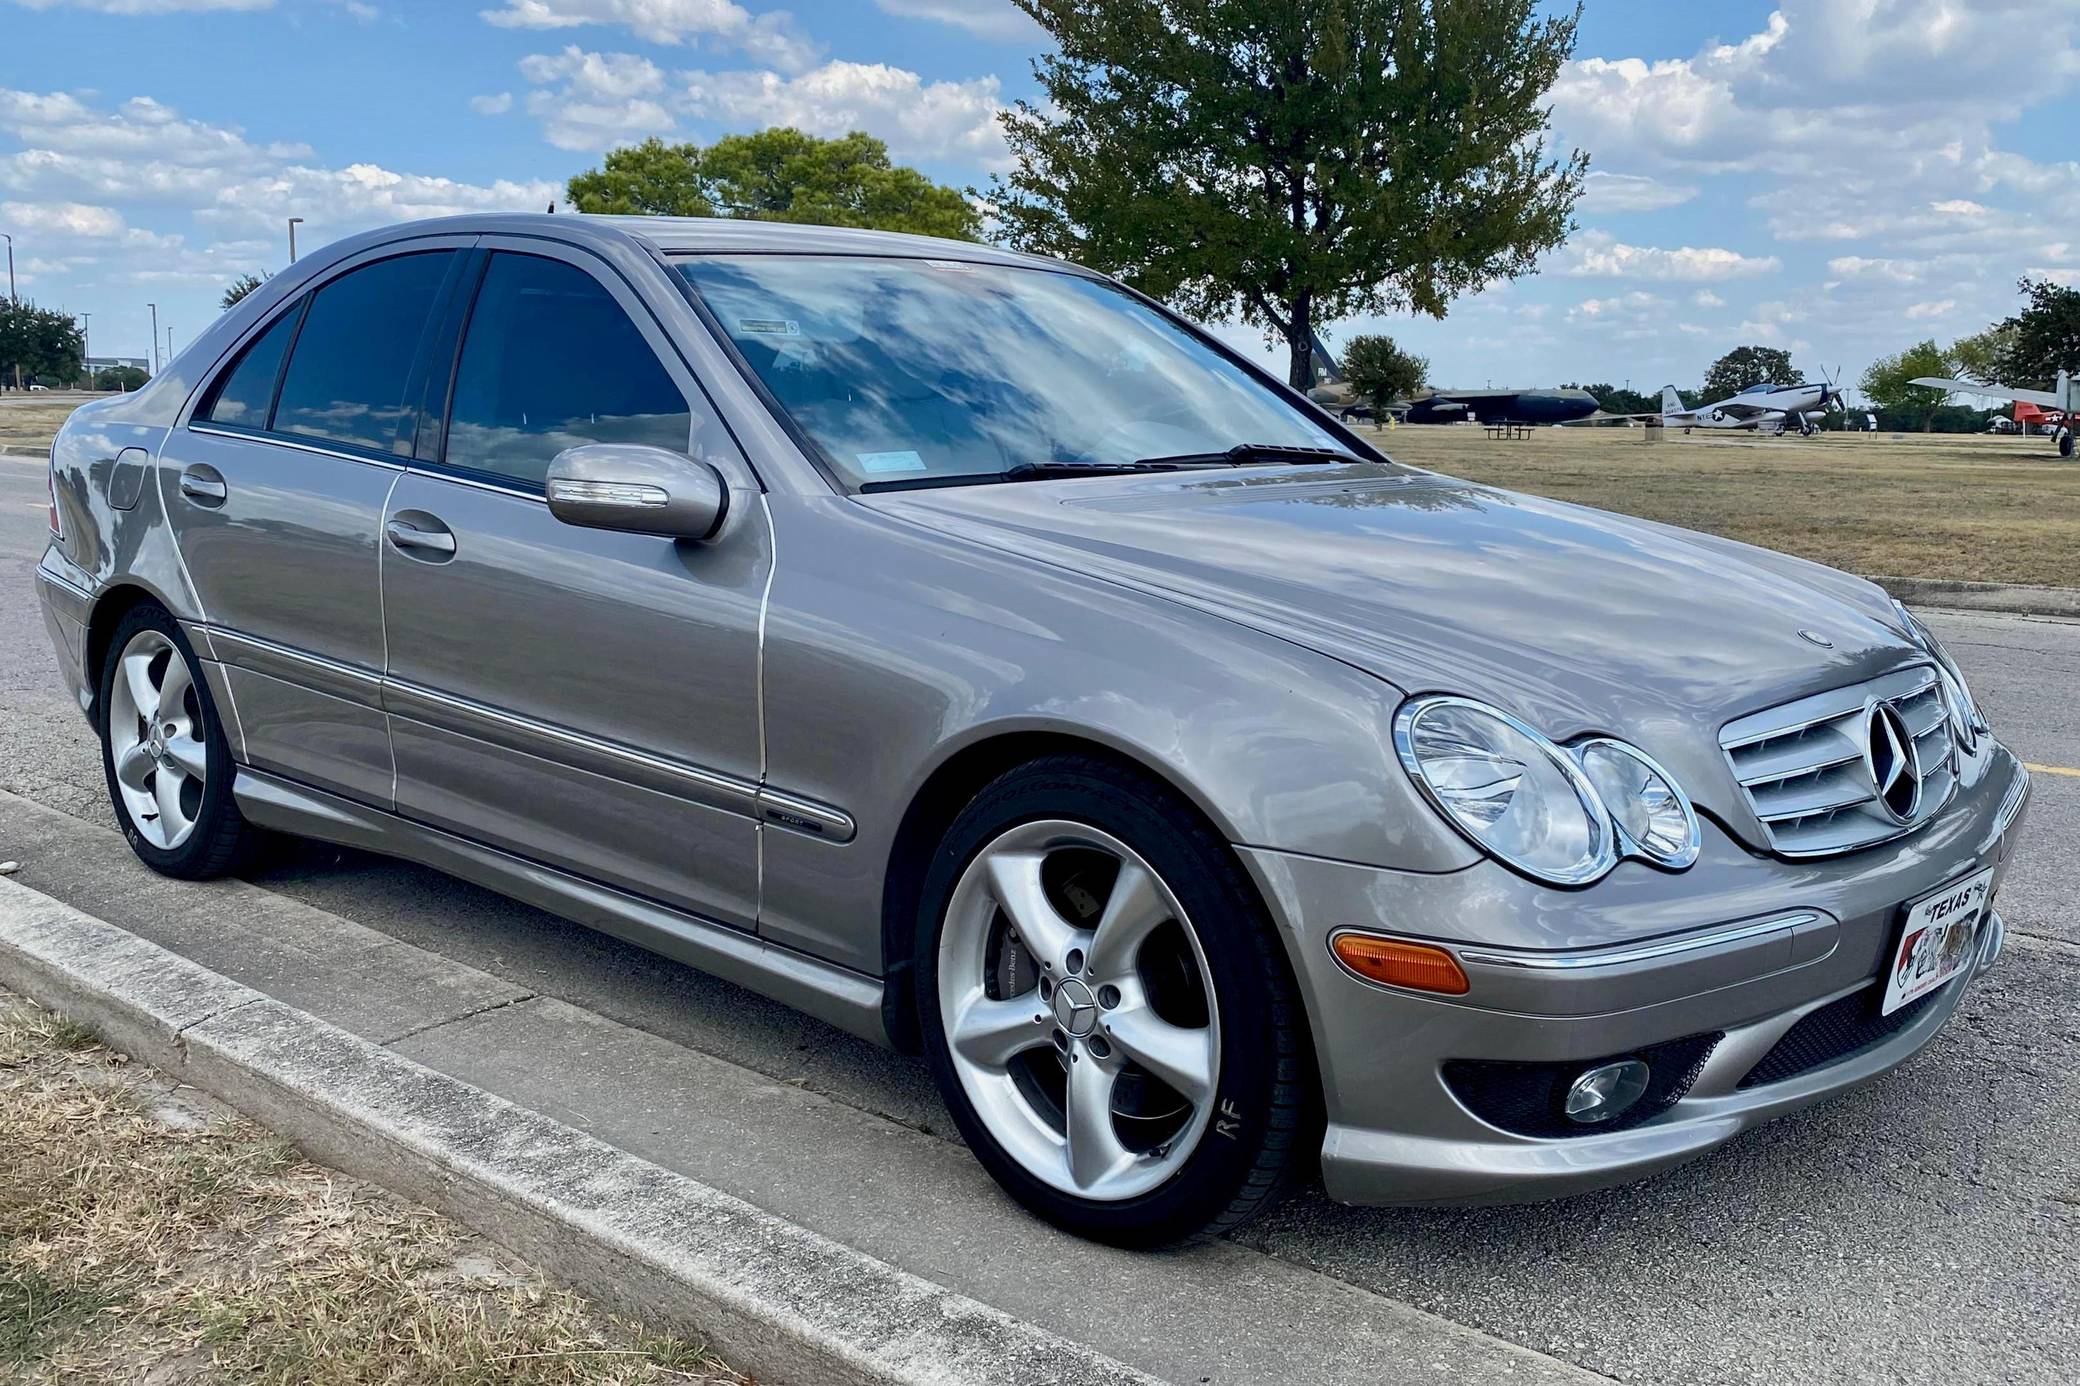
1864, 700, 1922, 823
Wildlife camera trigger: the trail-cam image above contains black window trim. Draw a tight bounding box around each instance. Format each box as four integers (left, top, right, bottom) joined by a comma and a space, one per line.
418, 245, 701, 500
185, 246, 472, 470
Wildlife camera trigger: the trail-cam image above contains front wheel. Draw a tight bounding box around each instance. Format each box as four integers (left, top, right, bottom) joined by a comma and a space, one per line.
98, 603, 253, 878
916, 755, 1312, 1246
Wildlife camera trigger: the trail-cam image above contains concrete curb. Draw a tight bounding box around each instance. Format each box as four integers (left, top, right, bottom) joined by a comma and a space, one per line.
1875, 575, 2080, 620
0, 876, 1157, 1386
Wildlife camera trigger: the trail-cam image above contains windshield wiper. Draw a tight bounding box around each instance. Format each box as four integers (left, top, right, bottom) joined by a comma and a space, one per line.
998, 459, 1230, 483
1134, 443, 1366, 468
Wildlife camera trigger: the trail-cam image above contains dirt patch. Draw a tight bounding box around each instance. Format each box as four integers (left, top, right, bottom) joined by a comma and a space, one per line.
0, 993, 743, 1385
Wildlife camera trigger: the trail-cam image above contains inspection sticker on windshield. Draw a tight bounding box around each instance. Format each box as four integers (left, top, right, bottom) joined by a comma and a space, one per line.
858, 450, 928, 474
739, 318, 801, 336
1882, 866, 1993, 1015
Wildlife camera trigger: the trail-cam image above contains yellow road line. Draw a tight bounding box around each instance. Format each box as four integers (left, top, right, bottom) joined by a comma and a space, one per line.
2026, 763, 2080, 779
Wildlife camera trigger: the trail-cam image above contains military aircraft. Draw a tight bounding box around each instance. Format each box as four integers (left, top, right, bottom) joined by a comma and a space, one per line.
1910, 371, 2076, 458
1653, 379, 1844, 436
1303, 335, 1600, 428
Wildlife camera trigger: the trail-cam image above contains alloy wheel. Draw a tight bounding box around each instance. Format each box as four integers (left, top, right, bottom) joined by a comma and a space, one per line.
937, 819, 1222, 1201
107, 628, 208, 851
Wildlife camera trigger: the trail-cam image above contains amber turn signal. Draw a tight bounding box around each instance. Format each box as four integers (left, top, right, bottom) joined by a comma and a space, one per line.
1330, 933, 1470, 995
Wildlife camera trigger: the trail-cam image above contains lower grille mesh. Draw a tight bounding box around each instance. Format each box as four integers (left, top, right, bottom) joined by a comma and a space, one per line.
1736, 986, 1942, 1090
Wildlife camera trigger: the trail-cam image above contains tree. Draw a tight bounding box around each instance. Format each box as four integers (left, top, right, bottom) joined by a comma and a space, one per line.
567, 130, 982, 240
993, 0, 1587, 389
1702, 346, 1796, 401
1950, 325, 2011, 386
1989, 276, 2080, 388
1341, 334, 1426, 411
221, 273, 267, 309
92, 365, 148, 392
0, 299, 84, 389
1862, 340, 1955, 432
1568, 382, 1660, 416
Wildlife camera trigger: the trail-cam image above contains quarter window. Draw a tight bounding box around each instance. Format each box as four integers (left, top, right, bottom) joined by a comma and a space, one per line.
273, 251, 457, 454
199, 303, 300, 429
444, 253, 693, 489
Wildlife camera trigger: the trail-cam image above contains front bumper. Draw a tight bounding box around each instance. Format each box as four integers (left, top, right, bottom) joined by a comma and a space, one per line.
1242, 744, 2032, 1206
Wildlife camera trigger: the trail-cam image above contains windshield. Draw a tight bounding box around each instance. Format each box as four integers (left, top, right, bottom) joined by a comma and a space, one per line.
675, 255, 1346, 488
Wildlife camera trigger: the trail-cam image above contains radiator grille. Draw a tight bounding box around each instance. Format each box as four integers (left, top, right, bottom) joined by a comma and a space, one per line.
1721, 665, 1958, 858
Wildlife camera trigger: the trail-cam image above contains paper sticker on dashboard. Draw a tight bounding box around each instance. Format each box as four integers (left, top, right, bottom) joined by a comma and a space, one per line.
858, 450, 928, 474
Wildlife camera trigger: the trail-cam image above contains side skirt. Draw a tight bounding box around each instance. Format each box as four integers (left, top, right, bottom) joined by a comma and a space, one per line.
232, 767, 892, 1048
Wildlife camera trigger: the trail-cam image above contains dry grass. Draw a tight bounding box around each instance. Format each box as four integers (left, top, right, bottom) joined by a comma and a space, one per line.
1360, 423, 2080, 588
0, 995, 743, 1386
0, 402, 82, 455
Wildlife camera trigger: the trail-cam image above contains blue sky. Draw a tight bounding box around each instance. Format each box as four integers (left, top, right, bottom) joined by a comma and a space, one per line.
4, 0, 2078, 397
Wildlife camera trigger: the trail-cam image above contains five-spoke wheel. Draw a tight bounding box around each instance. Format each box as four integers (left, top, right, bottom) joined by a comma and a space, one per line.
938, 819, 1221, 1202
918, 755, 1309, 1245
97, 604, 252, 878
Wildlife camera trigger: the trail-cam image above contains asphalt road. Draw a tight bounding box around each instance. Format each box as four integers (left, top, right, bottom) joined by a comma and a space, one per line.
2, 452, 2076, 1385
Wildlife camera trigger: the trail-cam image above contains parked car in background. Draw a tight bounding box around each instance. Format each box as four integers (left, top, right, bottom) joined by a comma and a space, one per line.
37, 215, 2031, 1244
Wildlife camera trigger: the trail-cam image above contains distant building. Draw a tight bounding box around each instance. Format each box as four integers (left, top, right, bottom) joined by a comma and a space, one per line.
85, 355, 151, 373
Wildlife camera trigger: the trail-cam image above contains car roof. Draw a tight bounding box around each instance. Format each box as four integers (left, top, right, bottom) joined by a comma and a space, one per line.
334, 212, 1078, 274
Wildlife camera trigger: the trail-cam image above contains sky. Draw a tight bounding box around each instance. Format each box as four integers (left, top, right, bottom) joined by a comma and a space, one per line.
2, 0, 2078, 397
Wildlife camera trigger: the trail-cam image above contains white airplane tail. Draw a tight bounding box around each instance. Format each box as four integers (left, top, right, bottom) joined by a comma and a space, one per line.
1661, 385, 1685, 416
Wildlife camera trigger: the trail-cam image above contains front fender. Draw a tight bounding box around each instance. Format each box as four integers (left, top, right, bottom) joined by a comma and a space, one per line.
753, 495, 1476, 975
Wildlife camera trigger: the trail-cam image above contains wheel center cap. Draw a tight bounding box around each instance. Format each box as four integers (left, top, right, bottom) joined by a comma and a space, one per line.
147, 730, 165, 758
1051, 978, 1098, 1037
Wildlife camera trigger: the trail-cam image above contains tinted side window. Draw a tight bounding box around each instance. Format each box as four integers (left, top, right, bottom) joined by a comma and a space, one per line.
200, 303, 300, 428
445, 253, 692, 488
273, 251, 455, 454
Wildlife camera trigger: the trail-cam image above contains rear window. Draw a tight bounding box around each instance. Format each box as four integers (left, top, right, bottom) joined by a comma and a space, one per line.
200, 303, 300, 429
273, 251, 456, 454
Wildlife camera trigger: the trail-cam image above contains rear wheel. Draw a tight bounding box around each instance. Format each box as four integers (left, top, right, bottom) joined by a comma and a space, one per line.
98, 603, 252, 879
917, 755, 1311, 1245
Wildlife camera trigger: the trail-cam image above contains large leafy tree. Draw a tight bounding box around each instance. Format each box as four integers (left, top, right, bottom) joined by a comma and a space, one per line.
1702, 345, 1797, 401
0, 299, 84, 388
993, 0, 1587, 388
1862, 340, 1955, 431
1341, 334, 1427, 411
1988, 276, 2080, 388
567, 130, 982, 240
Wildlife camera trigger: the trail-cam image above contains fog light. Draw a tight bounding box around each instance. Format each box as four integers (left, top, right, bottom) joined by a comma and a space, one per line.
1564, 1059, 1651, 1125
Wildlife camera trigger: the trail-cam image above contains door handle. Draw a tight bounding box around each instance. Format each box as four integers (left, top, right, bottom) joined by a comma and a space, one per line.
178, 467, 227, 507
385, 518, 457, 558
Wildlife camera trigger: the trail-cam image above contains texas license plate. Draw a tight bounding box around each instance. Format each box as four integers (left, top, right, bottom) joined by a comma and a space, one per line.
1881, 867, 1994, 1015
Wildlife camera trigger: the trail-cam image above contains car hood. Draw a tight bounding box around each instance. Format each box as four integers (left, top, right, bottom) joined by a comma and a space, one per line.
867, 463, 1926, 835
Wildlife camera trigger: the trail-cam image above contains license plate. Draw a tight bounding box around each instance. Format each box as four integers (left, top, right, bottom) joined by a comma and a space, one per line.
1881, 866, 1994, 1015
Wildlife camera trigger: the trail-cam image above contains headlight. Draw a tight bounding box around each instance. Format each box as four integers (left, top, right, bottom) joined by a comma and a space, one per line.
1393, 697, 1616, 886
1576, 739, 1701, 870
1394, 696, 1701, 886
1892, 600, 1988, 749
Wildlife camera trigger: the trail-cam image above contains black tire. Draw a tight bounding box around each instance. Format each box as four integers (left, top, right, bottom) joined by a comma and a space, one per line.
915, 753, 1313, 1246
97, 602, 252, 879
2061, 428, 2075, 460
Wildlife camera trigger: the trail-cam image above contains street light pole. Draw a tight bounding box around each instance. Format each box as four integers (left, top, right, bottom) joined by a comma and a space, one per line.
2, 232, 14, 303
80, 312, 91, 389
288, 216, 304, 263
148, 302, 159, 375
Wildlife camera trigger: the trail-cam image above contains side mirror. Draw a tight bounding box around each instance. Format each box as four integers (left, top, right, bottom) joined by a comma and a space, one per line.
545, 444, 729, 542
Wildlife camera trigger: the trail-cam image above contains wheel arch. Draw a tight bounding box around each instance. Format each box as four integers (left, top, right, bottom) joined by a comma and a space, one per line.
876, 727, 1263, 1054
82, 581, 186, 724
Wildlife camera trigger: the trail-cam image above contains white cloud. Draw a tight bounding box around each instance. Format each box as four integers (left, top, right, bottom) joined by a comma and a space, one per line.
1577, 170, 1696, 214
470, 92, 515, 115
0, 198, 123, 236
1554, 230, 1779, 282
1904, 300, 1958, 320
679, 60, 1007, 166
873, 0, 1041, 42
515, 47, 673, 150
1693, 290, 1724, 308
480, 0, 818, 71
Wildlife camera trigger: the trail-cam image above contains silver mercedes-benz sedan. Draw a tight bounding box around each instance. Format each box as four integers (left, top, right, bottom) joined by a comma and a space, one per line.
37, 215, 2030, 1245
